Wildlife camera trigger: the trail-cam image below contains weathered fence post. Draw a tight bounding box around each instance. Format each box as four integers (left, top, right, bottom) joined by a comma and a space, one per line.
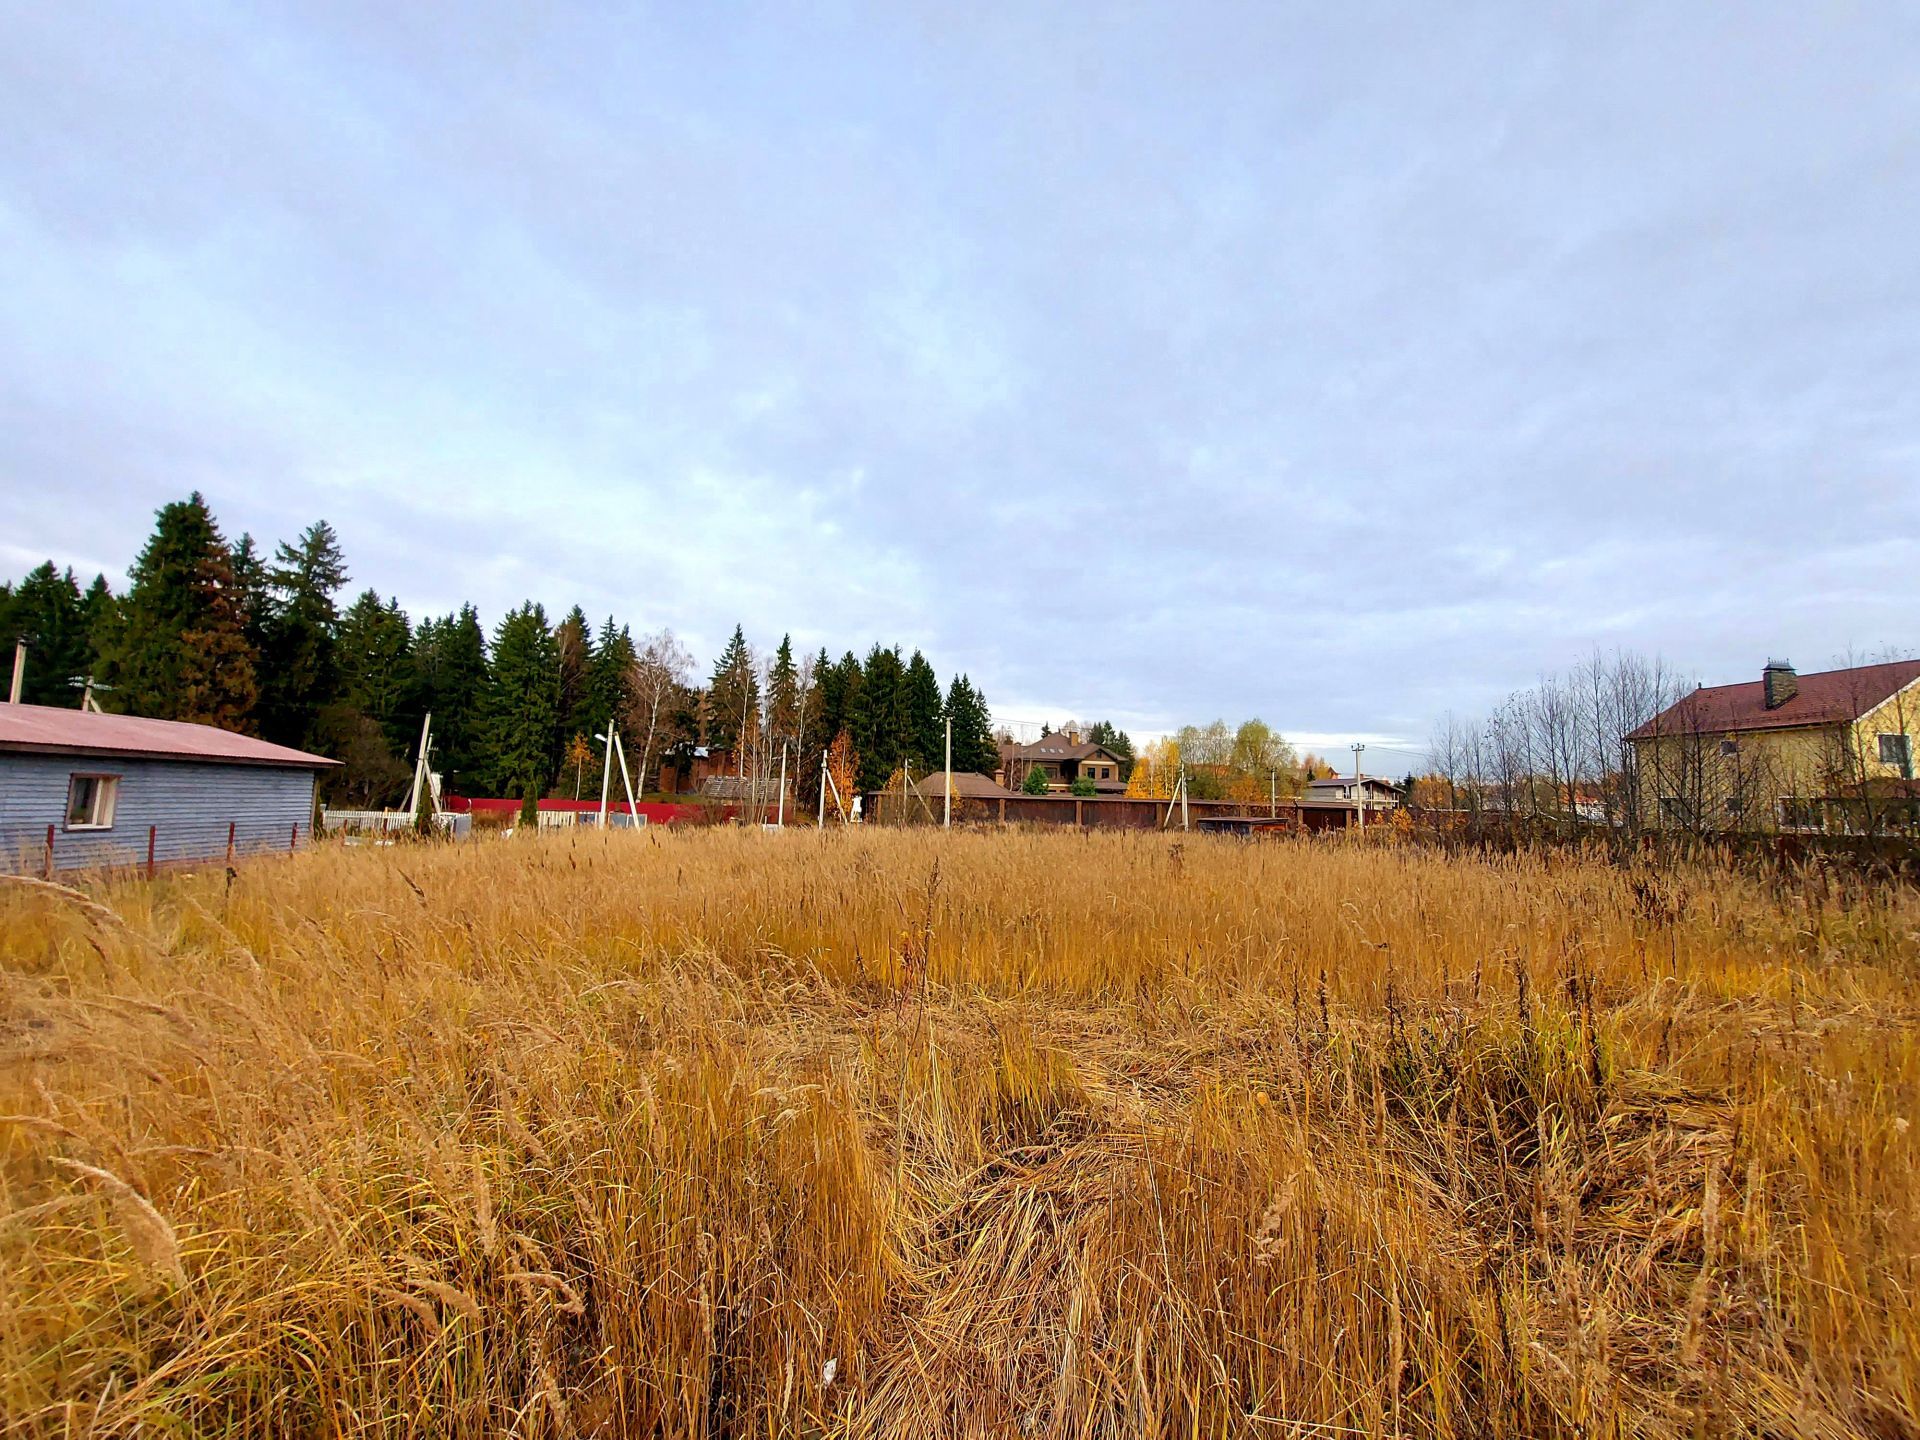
146, 825, 156, 878
44, 823, 54, 879
290, 821, 299, 853
226, 820, 236, 863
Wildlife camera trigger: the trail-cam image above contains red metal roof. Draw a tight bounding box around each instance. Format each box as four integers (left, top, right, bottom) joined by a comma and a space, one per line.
1625, 660, 1920, 741
0, 703, 337, 768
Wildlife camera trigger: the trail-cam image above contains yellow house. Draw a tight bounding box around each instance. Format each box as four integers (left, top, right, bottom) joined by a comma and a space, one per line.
1625, 658, 1919, 834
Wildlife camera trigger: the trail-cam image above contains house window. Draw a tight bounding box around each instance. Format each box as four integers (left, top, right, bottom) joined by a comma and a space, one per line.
1658, 795, 1688, 826
1777, 797, 1821, 832
1879, 733, 1913, 772
1719, 738, 1739, 756
66, 774, 119, 830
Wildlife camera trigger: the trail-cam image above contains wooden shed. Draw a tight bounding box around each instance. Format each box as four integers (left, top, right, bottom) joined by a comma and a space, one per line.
0, 704, 337, 875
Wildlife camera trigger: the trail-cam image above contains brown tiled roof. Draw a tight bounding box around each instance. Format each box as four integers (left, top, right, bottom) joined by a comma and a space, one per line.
1000, 736, 1121, 763
0, 703, 338, 768
1625, 660, 1920, 741
913, 770, 1016, 800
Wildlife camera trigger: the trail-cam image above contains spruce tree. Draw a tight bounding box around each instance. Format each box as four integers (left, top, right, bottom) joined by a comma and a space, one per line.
1, 563, 91, 706
486, 603, 561, 800
584, 617, 636, 746
555, 606, 594, 749
229, 533, 273, 657
109, 493, 260, 730
945, 674, 1000, 775
411, 605, 489, 793
260, 520, 347, 749
79, 574, 117, 686
767, 635, 798, 754
335, 590, 416, 756
705, 624, 759, 759
855, 644, 906, 790
903, 650, 944, 771
814, 648, 845, 748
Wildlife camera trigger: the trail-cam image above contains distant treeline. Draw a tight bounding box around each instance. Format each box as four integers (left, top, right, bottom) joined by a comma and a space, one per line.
0, 492, 1035, 810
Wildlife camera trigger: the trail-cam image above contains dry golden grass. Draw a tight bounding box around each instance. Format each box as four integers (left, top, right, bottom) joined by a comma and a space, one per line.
2, 828, 1917, 1438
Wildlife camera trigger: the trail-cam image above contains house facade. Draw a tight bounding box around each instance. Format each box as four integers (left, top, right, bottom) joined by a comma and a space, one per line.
996, 732, 1128, 793
1304, 775, 1404, 807
0, 704, 337, 873
1625, 658, 1920, 834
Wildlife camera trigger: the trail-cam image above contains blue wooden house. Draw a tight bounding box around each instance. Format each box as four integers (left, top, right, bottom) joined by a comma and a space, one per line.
0, 703, 337, 875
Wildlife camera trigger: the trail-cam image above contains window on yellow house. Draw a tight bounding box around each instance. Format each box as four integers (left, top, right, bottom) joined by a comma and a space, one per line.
1878, 733, 1912, 773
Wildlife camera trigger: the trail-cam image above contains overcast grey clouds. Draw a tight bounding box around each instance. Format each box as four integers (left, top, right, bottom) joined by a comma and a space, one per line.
2, 2, 1915, 751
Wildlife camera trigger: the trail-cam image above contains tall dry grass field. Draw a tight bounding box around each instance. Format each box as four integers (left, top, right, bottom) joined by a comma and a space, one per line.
2, 829, 1917, 1437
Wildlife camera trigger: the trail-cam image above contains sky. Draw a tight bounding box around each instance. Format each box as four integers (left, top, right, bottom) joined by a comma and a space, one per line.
3, 3, 1916, 762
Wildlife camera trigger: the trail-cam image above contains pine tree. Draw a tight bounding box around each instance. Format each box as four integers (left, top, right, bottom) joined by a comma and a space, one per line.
902, 650, 944, 771
945, 674, 1000, 775
706, 624, 759, 761
411, 605, 489, 793
1, 563, 91, 706
486, 603, 561, 800
260, 520, 347, 749
108, 493, 260, 730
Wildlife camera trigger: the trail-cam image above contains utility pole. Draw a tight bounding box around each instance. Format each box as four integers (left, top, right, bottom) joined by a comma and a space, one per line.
613, 731, 640, 826
776, 743, 788, 827
943, 716, 953, 829
818, 749, 828, 827
8, 640, 25, 705
69, 674, 113, 713
1269, 769, 1276, 818
1351, 742, 1367, 832
596, 726, 616, 829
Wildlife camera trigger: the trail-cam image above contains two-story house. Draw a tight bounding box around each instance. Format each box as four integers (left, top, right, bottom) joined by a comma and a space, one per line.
1625, 658, 1919, 834
996, 731, 1128, 794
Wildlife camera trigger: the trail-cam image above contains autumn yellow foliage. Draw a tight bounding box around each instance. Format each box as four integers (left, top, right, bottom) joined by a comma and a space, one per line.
2, 830, 1917, 1437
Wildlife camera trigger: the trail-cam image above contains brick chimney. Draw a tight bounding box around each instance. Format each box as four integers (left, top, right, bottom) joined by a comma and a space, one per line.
1762, 659, 1797, 710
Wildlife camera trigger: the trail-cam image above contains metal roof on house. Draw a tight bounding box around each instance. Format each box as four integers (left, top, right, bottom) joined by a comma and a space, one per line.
913, 770, 1017, 800
0, 704, 338, 768
999, 736, 1122, 762
1625, 660, 1920, 741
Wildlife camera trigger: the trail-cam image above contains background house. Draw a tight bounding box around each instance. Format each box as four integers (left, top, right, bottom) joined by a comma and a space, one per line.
996, 731, 1128, 793
0, 703, 336, 873
1625, 658, 1920, 833
914, 770, 1016, 803
1305, 774, 1404, 806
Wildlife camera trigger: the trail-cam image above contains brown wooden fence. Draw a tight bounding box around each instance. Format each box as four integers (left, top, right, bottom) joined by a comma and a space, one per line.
861, 792, 1357, 832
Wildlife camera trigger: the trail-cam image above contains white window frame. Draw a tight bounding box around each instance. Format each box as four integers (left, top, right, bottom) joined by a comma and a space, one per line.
1776, 796, 1821, 833
1878, 732, 1912, 769
65, 773, 120, 831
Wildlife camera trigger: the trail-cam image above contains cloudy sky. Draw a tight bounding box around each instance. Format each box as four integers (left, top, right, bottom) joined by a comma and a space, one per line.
3, 4, 1915, 758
